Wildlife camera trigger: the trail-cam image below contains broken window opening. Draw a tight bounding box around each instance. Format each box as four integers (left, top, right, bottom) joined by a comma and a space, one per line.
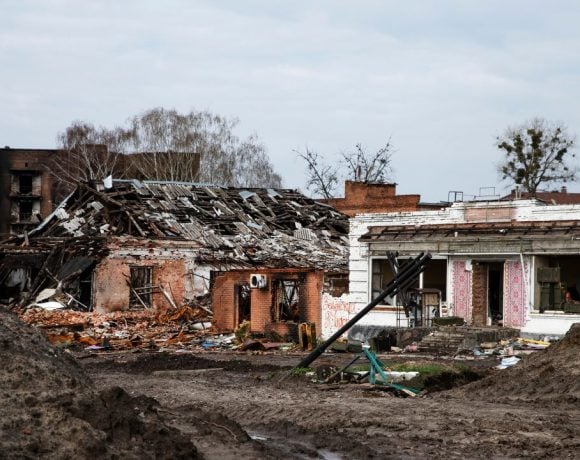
78, 268, 94, 311
272, 279, 301, 322
130, 266, 153, 309
18, 200, 34, 222
536, 255, 580, 314
19, 174, 33, 194
422, 259, 447, 302
235, 283, 251, 325
371, 258, 420, 305
371, 257, 447, 306
324, 273, 349, 297
488, 262, 504, 325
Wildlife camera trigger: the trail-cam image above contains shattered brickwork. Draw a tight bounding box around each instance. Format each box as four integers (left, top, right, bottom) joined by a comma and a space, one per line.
471, 263, 488, 326
212, 269, 323, 336
94, 255, 188, 313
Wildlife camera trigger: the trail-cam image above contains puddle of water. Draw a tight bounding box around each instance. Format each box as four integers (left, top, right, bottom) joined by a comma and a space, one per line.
318, 449, 343, 460
248, 431, 343, 459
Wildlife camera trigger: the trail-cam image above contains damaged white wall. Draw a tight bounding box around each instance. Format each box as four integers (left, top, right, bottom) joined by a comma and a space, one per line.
348, 200, 580, 335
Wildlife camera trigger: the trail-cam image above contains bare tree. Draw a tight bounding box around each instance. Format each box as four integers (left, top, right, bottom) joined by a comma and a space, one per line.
341, 141, 394, 183
55, 108, 282, 188
296, 140, 395, 199
295, 148, 339, 199
233, 135, 282, 188
126, 108, 281, 187
497, 118, 577, 194
53, 121, 129, 187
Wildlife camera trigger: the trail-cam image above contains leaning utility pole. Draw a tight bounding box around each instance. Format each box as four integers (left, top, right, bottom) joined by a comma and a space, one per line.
295, 252, 431, 370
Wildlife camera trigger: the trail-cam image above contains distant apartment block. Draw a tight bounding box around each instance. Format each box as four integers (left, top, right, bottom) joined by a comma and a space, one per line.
0, 147, 57, 237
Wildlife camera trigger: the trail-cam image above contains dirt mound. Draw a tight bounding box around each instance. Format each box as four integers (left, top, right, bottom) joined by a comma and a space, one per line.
448, 323, 580, 404
84, 351, 287, 375
0, 307, 197, 459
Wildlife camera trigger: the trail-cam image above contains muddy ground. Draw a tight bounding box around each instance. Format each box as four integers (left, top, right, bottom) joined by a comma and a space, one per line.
3, 305, 579, 459
82, 344, 579, 459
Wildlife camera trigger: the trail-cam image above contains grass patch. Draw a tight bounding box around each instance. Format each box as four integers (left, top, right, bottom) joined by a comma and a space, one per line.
290, 367, 312, 377
331, 360, 482, 392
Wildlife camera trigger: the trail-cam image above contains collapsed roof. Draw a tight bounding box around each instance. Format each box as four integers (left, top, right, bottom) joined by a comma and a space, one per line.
26, 180, 349, 272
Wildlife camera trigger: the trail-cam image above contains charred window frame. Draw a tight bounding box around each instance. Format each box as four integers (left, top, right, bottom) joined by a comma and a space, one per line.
18, 200, 34, 222
272, 279, 301, 322
129, 265, 153, 309
19, 174, 33, 194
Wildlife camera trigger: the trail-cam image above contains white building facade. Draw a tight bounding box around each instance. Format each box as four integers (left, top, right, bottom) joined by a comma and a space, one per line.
348, 199, 580, 336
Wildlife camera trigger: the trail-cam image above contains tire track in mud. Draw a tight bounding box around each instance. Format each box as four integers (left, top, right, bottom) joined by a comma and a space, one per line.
85, 352, 580, 459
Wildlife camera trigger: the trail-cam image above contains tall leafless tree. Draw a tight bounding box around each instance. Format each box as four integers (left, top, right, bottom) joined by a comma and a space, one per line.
295, 148, 339, 199
341, 140, 394, 183
53, 121, 129, 186
233, 135, 283, 188
55, 108, 282, 188
296, 140, 394, 198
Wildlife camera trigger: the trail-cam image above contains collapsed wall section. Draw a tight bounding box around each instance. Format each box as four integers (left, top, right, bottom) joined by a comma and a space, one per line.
92, 243, 201, 313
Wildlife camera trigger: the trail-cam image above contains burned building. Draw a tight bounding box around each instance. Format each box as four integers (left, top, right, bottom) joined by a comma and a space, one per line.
0, 147, 58, 238
0, 179, 348, 339
0, 146, 202, 239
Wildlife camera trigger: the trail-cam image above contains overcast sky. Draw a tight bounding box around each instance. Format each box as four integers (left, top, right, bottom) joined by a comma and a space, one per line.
2, 1, 580, 201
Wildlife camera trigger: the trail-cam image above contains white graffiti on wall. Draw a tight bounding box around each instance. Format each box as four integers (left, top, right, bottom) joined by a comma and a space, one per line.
321, 293, 357, 339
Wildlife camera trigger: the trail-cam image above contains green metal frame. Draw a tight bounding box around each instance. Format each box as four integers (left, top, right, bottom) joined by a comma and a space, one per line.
362, 348, 420, 396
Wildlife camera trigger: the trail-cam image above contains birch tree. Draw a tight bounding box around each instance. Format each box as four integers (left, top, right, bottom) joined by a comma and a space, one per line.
55, 108, 282, 188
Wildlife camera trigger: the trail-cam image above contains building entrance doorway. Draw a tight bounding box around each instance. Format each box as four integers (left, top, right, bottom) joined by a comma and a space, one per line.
236, 283, 251, 325
488, 262, 504, 325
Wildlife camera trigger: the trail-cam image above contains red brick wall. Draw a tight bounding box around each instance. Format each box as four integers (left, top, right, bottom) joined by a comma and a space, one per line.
322, 181, 423, 217
0, 148, 56, 236
93, 255, 187, 313
465, 207, 513, 222
212, 269, 324, 336
471, 263, 488, 326
211, 271, 247, 332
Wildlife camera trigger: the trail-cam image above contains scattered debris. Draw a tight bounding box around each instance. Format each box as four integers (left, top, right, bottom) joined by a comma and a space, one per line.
497, 356, 521, 369
19, 303, 215, 351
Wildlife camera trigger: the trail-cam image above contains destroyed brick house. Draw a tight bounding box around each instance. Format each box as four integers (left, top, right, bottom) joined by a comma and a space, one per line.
0, 179, 349, 340
349, 198, 580, 336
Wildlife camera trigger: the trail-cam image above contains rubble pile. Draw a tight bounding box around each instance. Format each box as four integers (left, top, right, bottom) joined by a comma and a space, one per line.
0, 307, 198, 458
451, 323, 580, 404
19, 303, 214, 351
